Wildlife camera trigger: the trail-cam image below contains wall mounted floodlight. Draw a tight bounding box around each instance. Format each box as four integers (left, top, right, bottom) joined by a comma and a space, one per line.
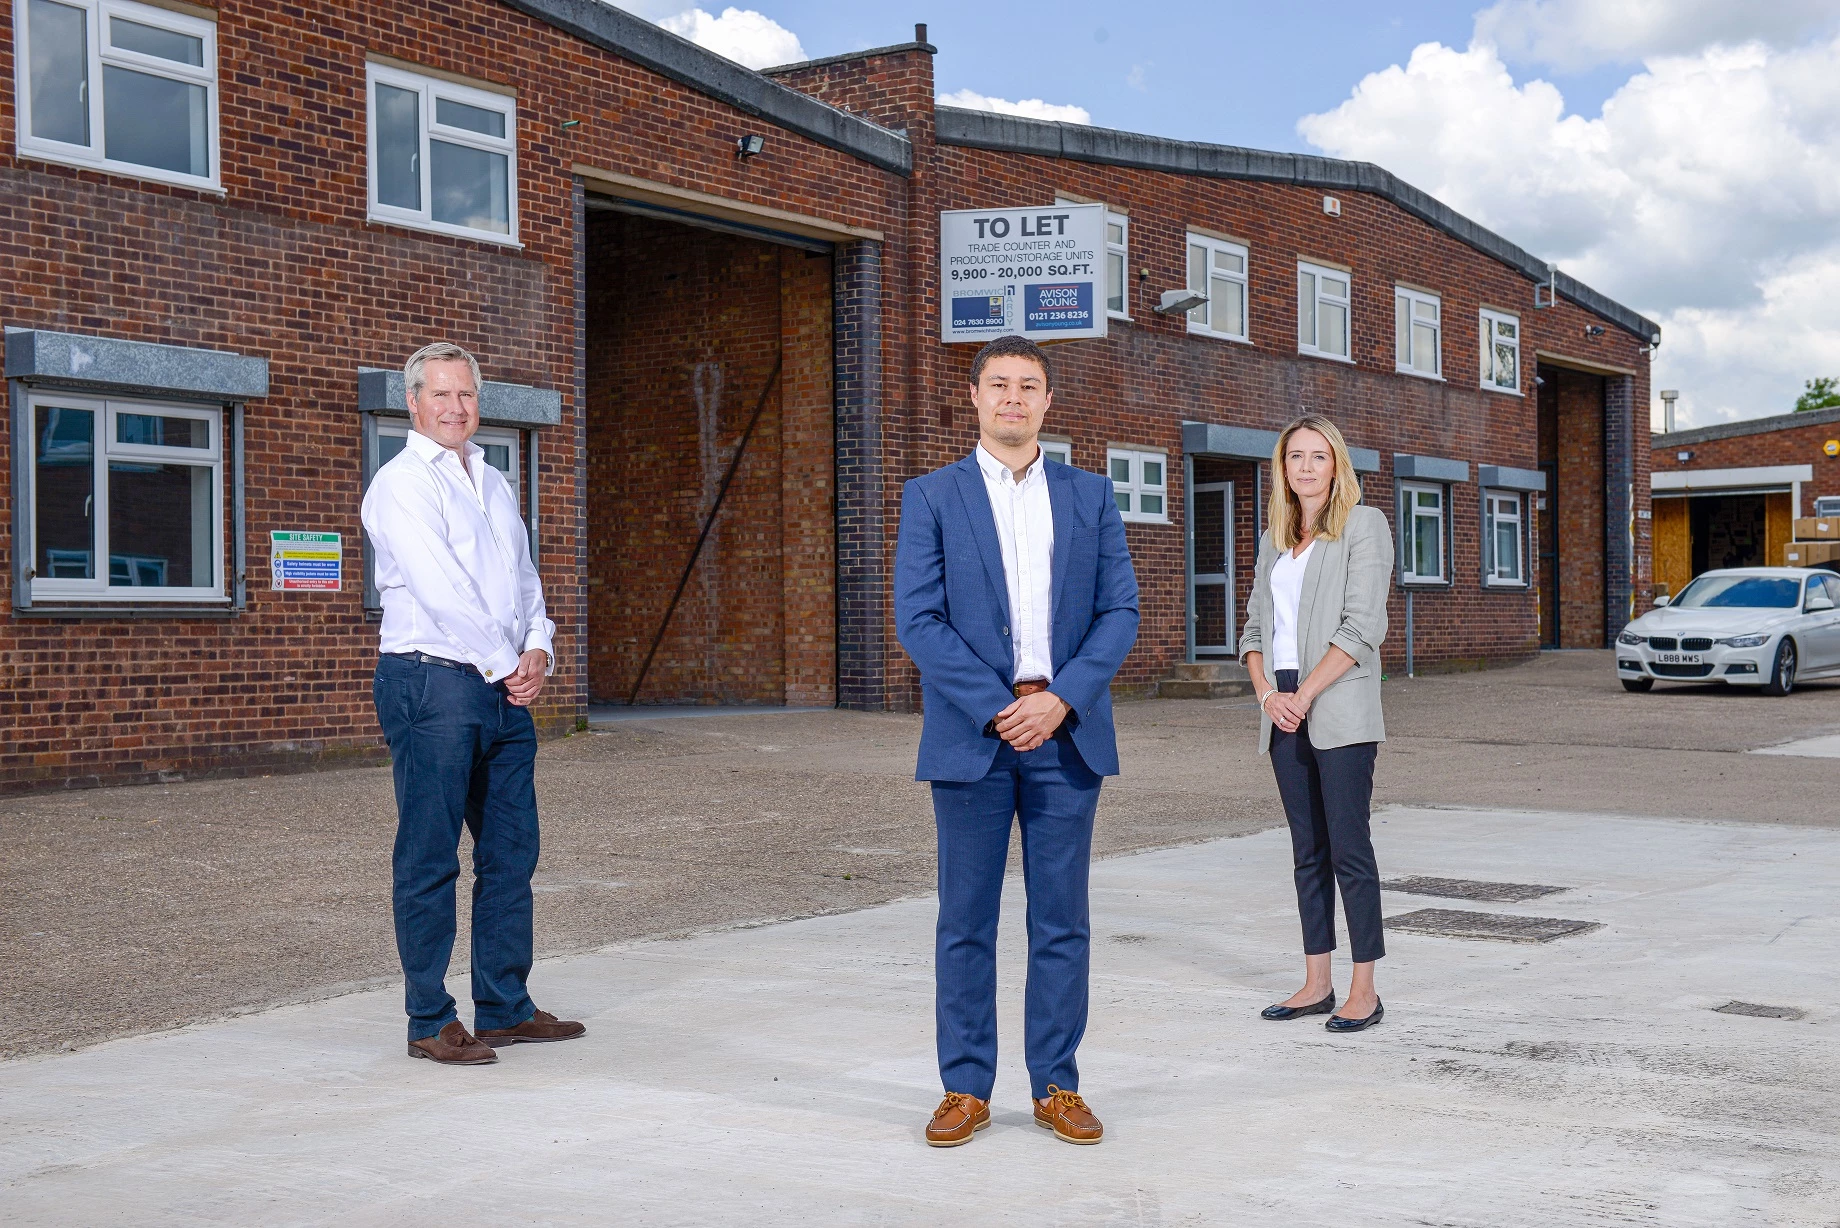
1534, 261, 1558, 309
1155, 288, 1207, 315
736, 134, 765, 159
1584, 324, 1606, 337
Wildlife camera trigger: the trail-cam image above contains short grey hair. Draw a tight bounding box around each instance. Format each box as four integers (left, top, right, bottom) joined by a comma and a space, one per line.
404, 342, 481, 399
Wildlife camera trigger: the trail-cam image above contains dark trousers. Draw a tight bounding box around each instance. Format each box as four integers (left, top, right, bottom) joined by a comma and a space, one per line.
930, 732, 1102, 1101
1269, 669, 1384, 963
373, 654, 541, 1041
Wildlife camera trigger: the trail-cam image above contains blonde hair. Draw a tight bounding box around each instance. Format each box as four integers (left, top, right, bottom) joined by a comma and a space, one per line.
1267, 413, 1361, 549
404, 341, 481, 399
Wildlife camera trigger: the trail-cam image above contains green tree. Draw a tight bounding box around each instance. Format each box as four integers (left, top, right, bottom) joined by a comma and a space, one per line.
1795, 377, 1840, 412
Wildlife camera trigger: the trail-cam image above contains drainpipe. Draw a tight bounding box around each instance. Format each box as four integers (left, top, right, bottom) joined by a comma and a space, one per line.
1183, 451, 1196, 664
1405, 589, 1415, 678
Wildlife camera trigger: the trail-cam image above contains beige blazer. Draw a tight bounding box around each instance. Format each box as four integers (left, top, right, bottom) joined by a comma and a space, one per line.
1239, 503, 1393, 753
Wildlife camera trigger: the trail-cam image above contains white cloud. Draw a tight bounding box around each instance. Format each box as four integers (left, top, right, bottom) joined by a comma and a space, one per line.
1475, 0, 1839, 72
936, 89, 1092, 125
655, 6, 805, 70
1299, 36, 1840, 427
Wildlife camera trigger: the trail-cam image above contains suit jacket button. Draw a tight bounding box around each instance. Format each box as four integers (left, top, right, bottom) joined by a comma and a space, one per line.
1003, 626, 1010, 636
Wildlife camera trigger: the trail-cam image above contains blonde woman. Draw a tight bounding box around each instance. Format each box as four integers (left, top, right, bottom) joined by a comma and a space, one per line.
1240, 414, 1393, 1032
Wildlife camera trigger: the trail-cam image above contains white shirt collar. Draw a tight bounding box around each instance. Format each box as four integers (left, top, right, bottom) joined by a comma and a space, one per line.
975, 442, 1045, 487
405, 428, 483, 466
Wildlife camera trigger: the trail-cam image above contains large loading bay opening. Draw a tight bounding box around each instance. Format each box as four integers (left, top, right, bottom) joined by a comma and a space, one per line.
584, 202, 836, 706
1651, 492, 1792, 598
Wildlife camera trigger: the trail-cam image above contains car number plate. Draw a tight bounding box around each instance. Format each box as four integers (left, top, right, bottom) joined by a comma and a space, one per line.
1655, 652, 1702, 665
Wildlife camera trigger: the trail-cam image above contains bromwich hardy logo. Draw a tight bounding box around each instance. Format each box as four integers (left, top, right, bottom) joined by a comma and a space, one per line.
951, 294, 1006, 330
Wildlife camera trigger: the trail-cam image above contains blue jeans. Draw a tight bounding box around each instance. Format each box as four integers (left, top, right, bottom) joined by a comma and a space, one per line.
372, 655, 540, 1041
930, 732, 1102, 1100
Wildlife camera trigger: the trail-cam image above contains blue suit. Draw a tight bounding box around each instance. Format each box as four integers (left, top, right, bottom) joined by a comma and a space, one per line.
895, 452, 1139, 1100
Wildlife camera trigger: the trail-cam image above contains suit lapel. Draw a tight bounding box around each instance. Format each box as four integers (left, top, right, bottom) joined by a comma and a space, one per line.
1048, 462, 1075, 633
951, 457, 1013, 627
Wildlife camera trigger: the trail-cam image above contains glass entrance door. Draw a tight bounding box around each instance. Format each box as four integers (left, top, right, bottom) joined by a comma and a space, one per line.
1190, 481, 1234, 656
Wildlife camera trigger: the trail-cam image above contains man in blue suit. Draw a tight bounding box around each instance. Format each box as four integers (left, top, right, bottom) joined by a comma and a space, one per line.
895, 335, 1140, 1147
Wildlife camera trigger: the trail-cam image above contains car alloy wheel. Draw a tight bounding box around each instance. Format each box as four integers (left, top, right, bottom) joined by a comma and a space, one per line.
1763, 639, 1797, 697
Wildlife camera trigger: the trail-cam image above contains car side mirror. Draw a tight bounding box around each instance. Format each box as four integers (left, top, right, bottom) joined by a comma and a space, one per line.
1652, 594, 1670, 607
1807, 595, 1835, 613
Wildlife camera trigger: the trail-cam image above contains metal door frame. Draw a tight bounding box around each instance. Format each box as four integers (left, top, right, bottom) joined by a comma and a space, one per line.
1186, 479, 1235, 660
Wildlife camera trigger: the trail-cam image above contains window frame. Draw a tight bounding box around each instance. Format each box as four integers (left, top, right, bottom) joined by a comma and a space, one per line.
364, 61, 520, 246
1394, 285, 1443, 379
1038, 437, 1073, 468
1104, 211, 1130, 321
1108, 446, 1170, 525
25, 388, 227, 603
1297, 259, 1352, 362
1398, 480, 1449, 587
13, 0, 222, 192
1482, 488, 1527, 588
373, 417, 522, 504
1186, 232, 1251, 343
1479, 307, 1523, 395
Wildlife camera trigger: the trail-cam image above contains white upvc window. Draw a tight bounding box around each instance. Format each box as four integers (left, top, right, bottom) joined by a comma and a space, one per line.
366, 62, 519, 244
14, 0, 220, 191
1038, 437, 1073, 467
1480, 308, 1522, 394
1395, 286, 1442, 378
1108, 447, 1168, 524
1399, 481, 1447, 585
1297, 260, 1351, 361
376, 419, 521, 501
1186, 233, 1249, 342
1104, 212, 1130, 319
1483, 490, 1526, 586
27, 391, 224, 601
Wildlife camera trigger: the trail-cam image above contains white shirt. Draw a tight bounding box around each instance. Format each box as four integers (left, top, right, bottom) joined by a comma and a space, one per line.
1270, 539, 1317, 672
976, 443, 1056, 683
362, 429, 555, 682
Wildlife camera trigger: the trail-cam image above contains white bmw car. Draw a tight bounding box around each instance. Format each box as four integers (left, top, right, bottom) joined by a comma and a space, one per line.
1616, 567, 1840, 696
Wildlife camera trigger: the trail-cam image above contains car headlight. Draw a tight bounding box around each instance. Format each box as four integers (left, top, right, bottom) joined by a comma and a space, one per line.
1717, 633, 1770, 648
1617, 630, 1645, 646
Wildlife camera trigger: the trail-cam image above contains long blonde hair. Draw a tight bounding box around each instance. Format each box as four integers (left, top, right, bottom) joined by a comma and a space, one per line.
1267, 413, 1361, 549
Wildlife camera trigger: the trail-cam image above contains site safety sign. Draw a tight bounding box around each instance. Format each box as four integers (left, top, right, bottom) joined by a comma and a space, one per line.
270, 531, 342, 591
939, 203, 1107, 344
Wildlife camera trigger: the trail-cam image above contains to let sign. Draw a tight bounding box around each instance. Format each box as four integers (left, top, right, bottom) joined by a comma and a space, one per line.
271, 531, 342, 591
939, 203, 1107, 343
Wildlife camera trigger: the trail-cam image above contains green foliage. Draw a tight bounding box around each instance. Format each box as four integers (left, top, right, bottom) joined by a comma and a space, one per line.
1795, 377, 1840, 412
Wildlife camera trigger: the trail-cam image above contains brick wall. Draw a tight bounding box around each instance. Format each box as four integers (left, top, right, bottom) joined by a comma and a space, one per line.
1547, 366, 1608, 647
1653, 414, 1840, 504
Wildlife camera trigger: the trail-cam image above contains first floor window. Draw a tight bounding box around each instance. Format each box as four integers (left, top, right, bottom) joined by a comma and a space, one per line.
1480, 308, 1521, 393
29, 391, 222, 599
15, 0, 219, 188
1395, 286, 1442, 377
367, 62, 518, 242
1108, 447, 1168, 523
1400, 482, 1446, 584
1105, 213, 1129, 317
1484, 490, 1525, 585
376, 418, 521, 501
1298, 260, 1351, 360
1187, 233, 1249, 341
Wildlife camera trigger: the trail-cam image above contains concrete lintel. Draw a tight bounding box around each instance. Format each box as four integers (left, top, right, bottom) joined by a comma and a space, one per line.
5, 327, 268, 401
1182, 421, 1378, 472
1534, 350, 1641, 379
1395, 453, 1470, 483
576, 165, 882, 243
500, 0, 912, 176
1651, 464, 1812, 491
356, 368, 562, 428
1478, 464, 1547, 492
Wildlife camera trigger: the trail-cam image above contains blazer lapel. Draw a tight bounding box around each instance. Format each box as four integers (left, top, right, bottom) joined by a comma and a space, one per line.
1295, 533, 1333, 638
951, 457, 1013, 627
1048, 462, 1076, 631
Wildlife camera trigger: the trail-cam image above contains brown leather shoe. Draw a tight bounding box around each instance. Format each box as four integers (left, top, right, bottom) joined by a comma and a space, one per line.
406, 1021, 498, 1065
1034, 1085, 1103, 1144
924, 1092, 991, 1147
475, 1009, 586, 1047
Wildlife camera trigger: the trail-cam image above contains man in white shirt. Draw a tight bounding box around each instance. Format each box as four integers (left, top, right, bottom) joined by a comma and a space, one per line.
362, 342, 583, 1065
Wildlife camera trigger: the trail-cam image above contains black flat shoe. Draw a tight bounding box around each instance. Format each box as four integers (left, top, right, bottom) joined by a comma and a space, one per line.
1261, 992, 1336, 1020
1325, 998, 1384, 1032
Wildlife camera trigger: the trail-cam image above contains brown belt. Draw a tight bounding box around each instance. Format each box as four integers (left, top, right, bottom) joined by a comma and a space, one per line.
1013, 677, 1050, 698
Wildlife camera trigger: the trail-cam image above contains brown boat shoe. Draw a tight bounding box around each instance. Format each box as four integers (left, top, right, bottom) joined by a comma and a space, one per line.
1034, 1085, 1103, 1144
924, 1092, 991, 1147
407, 1021, 498, 1065
476, 1009, 587, 1047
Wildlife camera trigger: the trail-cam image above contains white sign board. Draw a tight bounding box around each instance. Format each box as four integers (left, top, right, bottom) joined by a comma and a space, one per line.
939, 203, 1107, 344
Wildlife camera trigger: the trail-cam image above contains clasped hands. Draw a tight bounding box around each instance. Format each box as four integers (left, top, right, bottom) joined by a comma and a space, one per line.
1260, 687, 1311, 734
992, 689, 1071, 753
504, 649, 550, 707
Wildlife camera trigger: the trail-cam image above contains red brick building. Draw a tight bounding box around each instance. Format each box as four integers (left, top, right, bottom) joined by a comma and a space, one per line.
0, 2, 1655, 791
1650, 406, 1840, 596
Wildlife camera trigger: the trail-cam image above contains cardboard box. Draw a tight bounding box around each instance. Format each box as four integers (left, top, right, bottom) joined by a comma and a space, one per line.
1793, 517, 1840, 540
1784, 540, 1840, 567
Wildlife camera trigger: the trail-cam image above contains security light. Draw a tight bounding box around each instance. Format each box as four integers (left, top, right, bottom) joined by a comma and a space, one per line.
1155, 288, 1207, 315
736, 134, 765, 159
1584, 324, 1606, 337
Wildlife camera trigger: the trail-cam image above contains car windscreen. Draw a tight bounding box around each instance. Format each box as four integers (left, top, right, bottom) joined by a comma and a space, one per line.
1670, 576, 1801, 609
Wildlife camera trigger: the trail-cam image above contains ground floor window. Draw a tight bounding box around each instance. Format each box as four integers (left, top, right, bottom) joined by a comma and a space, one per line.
28, 390, 223, 600
1484, 489, 1526, 586
1400, 481, 1447, 584
1109, 447, 1168, 523
374, 418, 521, 502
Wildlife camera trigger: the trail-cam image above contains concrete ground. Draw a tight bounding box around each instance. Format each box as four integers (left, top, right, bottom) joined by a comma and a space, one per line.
0, 806, 1833, 1226
5, 651, 1840, 1064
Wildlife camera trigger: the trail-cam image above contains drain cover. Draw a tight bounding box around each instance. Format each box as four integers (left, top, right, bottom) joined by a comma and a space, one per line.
1381, 875, 1568, 902
1714, 1001, 1805, 1020
1384, 908, 1602, 943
